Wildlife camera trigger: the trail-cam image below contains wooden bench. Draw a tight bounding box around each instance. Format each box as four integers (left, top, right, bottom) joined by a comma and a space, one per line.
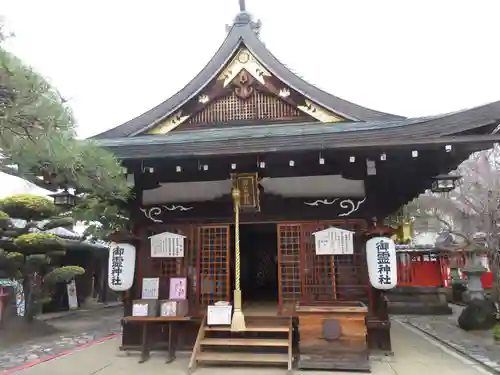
122, 316, 192, 364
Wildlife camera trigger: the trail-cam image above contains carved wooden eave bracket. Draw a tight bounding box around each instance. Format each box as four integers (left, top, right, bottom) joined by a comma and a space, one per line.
140, 205, 195, 223
303, 197, 366, 217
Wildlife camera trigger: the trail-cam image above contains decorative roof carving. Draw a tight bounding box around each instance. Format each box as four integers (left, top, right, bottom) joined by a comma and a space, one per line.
231, 11, 262, 35
298, 100, 343, 123
150, 111, 190, 135
92, 8, 403, 139
147, 47, 343, 134
219, 48, 270, 87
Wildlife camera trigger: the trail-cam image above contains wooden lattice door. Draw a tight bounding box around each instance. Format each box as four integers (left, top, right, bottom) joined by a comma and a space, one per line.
197, 225, 231, 306
277, 224, 302, 313
302, 220, 368, 303
301, 223, 337, 303
277, 220, 368, 313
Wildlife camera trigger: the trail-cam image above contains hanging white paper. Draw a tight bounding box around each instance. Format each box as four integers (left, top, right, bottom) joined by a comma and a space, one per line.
149, 232, 185, 258
169, 277, 187, 300
366, 237, 398, 290
314, 231, 332, 255
108, 242, 136, 292
313, 227, 354, 255
142, 277, 160, 300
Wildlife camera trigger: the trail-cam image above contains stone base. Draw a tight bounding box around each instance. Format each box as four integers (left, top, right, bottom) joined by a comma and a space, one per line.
386, 287, 452, 315
458, 299, 498, 331
388, 302, 452, 315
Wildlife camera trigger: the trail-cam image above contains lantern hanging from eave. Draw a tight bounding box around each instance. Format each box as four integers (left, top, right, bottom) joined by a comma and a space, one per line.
431, 174, 461, 194
108, 242, 136, 292
366, 236, 398, 290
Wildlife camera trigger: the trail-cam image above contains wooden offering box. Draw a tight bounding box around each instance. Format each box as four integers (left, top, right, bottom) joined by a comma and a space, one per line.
296, 301, 370, 371
159, 299, 189, 317
132, 299, 159, 317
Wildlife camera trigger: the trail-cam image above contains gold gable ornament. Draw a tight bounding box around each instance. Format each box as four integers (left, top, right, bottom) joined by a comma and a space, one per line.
219, 48, 271, 87
297, 100, 344, 123
149, 111, 191, 135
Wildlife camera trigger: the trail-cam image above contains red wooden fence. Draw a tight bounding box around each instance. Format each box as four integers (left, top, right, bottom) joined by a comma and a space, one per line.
396, 251, 493, 289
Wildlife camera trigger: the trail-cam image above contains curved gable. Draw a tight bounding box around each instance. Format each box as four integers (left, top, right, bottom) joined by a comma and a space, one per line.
92, 12, 403, 139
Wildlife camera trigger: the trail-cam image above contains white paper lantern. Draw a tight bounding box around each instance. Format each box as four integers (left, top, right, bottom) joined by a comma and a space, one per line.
108, 242, 136, 292
366, 237, 397, 290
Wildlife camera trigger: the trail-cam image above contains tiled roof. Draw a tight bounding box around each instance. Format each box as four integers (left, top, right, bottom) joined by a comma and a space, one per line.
94, 101, 500, 159
92, 13, 403, 139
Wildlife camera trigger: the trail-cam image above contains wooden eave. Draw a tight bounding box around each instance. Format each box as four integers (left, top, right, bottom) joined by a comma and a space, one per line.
91, 16, 403, 139
95, 100, 500, 159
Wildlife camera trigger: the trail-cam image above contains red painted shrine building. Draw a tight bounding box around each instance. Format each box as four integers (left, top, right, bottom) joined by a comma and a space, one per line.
94, 5, 500, 371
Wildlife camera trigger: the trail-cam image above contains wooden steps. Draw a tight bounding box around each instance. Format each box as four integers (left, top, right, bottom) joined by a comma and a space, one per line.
204, 325, 289, 333
201, 338, 289, 347
196, 352, 289, 363
188, 315, 294, 373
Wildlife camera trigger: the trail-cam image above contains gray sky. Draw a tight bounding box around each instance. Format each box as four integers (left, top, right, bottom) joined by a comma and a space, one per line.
1, 0, 500, 194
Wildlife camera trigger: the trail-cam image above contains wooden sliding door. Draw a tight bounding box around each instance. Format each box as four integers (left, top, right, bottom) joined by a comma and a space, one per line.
277, 223, 302, 312
197, 225, 231, 306
300, 223, 337, 304
277, 220, 368, 313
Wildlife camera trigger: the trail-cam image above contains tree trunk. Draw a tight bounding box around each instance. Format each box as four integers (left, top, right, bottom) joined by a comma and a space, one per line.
22, 277, 39, 322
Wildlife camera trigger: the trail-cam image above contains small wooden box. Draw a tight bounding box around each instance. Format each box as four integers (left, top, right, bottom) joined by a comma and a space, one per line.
132, 299, 159, 317
159, 299, 189, 317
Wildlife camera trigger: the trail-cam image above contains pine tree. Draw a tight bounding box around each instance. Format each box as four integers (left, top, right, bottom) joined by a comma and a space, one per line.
0, 20, 131, 239
0, 194, 85, 321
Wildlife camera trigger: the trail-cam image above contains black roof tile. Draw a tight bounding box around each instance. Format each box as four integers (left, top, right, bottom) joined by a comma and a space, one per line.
92, 14, 403, 139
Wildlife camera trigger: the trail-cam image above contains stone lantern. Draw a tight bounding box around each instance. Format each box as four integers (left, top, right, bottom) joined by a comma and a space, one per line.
458, 245, 497, 330
461, 246, 488, 302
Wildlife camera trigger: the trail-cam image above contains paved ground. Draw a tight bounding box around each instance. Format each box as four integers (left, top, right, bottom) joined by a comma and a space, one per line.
0, 307, 122, 372
7, 320, 493, 375
398, 304, 500, 373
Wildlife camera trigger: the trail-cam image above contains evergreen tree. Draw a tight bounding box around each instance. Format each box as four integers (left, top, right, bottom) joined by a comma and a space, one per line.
0, 20, 131, 239
0, 194, 85, 321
